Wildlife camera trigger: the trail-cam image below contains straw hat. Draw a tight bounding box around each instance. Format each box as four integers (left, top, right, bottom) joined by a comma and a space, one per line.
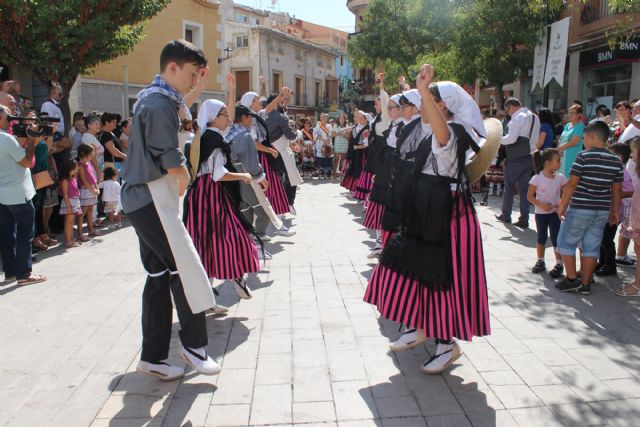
466, 118, 503, 184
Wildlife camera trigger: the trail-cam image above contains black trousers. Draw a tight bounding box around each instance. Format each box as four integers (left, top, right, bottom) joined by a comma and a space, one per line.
282, 171, 297, 206
598, 222, 618, 271
127, 202, 207, 363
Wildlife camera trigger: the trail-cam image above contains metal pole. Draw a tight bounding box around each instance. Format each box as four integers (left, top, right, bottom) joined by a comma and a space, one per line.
542, 0, 551, 108
123, 65, 129, 119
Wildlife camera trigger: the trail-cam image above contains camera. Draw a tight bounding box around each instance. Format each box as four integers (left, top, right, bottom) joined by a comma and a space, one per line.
8, 113, 60, 138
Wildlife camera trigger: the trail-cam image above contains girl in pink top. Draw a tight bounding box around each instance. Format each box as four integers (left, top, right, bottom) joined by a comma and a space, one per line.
77, 144, 101, 238
58, 159, 83, 247
528, 149, 567, 277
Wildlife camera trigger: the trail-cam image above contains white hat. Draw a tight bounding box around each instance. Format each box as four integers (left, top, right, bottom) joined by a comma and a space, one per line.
240, 91, 259, 110
197, 99, 226, 132
402, 89, 422, 108
436, 81, 486, 141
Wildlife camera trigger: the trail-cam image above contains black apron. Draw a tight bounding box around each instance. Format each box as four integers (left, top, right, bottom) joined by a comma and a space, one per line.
345, 124, 369, 179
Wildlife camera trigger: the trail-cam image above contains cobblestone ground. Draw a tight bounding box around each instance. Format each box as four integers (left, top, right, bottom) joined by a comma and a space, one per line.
1, 180, 640, 427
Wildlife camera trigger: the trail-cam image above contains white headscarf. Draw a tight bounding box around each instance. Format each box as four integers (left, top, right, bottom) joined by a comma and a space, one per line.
197, 99, 226, 132
402, 89, 422, 108
390, 94, 402, 107
361, 112, 374, 125
437, 81, 486, 142
240, 91, 259, 110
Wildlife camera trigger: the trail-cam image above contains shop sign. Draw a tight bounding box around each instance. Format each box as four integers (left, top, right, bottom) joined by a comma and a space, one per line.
580, 38, 640, 68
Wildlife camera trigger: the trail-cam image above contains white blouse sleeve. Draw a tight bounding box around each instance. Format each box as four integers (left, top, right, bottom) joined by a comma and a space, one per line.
211, 149, 229, 182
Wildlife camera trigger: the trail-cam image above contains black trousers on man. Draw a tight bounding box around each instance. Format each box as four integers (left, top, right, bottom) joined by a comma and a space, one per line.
127, 202, 207, 363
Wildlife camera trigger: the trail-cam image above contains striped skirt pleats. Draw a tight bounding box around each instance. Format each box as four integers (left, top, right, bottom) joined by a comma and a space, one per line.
364, 199, 490, 342
260, 152, 290, 215
184, 176, 260, 281
353, 171, 373, 201
363, 200, 385, 231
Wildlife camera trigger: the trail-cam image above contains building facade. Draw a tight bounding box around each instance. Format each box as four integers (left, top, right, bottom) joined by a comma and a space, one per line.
219, 1, 339, 119
70, 0, 225, 118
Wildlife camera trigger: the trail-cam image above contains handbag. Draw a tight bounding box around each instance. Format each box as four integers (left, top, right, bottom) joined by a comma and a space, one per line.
32, 171, 54, 190
322, 142, 334, 157
505, 115, 535, 160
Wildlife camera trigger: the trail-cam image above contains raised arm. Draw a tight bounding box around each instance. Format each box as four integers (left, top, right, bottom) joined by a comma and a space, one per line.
184, 67, 210, 109
416, 64, 449, 145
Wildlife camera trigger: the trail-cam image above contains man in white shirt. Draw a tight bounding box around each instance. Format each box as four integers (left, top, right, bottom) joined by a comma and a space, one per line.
618, 100, 640, 145
497, 97, 541, 228
40, 83, 72, 169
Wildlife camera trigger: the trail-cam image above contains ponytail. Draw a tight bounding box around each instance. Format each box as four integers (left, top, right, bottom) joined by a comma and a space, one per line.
533, 148, 559, 174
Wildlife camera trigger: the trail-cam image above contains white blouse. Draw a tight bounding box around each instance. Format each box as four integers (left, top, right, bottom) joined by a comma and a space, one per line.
422, 122, 476, 188
198, 127, 229, 182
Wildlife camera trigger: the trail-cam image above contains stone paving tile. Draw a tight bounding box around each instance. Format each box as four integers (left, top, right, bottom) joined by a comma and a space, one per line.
3, 182, 640, 426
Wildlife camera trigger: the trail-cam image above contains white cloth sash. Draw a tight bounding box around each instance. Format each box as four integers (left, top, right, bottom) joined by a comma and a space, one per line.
273, 135, 303, 187
147, 174, 216, 313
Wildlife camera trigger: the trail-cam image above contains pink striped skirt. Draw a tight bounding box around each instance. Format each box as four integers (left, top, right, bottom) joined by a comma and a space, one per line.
364, 199, 490, 341
353, 171, 373, 201
260, 152, 290, 215
363, 200, 385, 231
184, 176, 260, 281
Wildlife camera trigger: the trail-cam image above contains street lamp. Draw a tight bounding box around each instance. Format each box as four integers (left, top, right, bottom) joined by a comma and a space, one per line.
218, 47, 232, 64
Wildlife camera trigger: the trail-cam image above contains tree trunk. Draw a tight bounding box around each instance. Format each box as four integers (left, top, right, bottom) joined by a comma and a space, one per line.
496, 81, 506, 111
59, 79, 75, 138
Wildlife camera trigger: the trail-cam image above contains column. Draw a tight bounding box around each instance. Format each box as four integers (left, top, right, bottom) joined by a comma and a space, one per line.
567, 51, 581, 107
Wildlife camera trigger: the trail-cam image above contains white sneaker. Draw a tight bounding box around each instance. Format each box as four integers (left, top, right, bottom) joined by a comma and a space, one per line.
289, 205, 297, 216
420, 342, 462, 374
260, 249, 273, 260
275, 226, 296, 237
136, 360, 185, 381
180, 346, 221, 376
389, 329, 427, 352
208, 304, 229, 315
234, 278, 252, 299
367, 247, 382, 259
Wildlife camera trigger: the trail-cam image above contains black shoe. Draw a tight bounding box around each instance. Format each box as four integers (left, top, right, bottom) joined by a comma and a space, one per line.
578, 284, 592, 295
555, 277, 581, 292
532, 260, 546, 273
513, 220, 529, 229
495, 214, 511, 224
615, 256, 637, 266
549, 264, 564, 279
594, 267, 617, 277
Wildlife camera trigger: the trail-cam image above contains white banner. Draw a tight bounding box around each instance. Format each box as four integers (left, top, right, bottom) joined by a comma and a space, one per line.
543, 17, 571, 88
532, 29, 547, 91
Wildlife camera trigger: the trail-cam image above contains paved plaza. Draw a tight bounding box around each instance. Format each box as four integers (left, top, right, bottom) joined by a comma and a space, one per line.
1, 181, 640, 427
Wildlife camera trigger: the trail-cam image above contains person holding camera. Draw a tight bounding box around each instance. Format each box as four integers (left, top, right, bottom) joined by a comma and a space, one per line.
0, 105, 47, 286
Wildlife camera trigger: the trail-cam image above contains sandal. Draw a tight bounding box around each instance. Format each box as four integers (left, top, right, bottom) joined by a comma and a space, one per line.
17, 274, 47, 286
78, 236, 90, 242
89, 230, 102, 237
32, 239, 48, 251
42, 236, 58, 246
615, 283, 640, 297
65, 241, 81, 248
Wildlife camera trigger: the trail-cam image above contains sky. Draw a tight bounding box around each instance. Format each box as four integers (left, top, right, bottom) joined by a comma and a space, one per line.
234, 0, 356, 33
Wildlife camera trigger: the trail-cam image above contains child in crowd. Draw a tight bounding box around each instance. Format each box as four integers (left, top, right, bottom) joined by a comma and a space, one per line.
595, 144, 633, 277
77, 144, 101, 237
616, 137, 640, 297
556, 121, 624, 295
527, 148, 567, 277
99, 167, 122, 228
58, 159, 83, 247
486, 147, 505, 196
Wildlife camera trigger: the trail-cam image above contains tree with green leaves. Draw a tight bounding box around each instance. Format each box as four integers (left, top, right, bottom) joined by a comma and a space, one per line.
348, 0, 454, 89
0, 0, 171, 133
451, 0, 567, 109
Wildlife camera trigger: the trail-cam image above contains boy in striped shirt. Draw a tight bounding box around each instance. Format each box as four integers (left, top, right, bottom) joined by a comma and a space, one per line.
556, 121, 623, 295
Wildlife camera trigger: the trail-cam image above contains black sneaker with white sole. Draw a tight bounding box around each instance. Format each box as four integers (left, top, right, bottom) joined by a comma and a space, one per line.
578, 284, 592, 295
549, 264, 564, 279
555, 277, 581, 292
531, 260, 546, 274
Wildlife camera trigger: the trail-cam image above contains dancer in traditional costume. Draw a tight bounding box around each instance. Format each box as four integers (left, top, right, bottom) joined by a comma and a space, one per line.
341, 111, 370, 195
265, 94, 303, 212
353, 111, 374, 201
364, 92, 402, 258
240, 91, 291, 218
183, 99, 260, 301
121, 40, 219, 380
379, 89, 430, 248
364, 65, 491, 374
359, 74, 391, 203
